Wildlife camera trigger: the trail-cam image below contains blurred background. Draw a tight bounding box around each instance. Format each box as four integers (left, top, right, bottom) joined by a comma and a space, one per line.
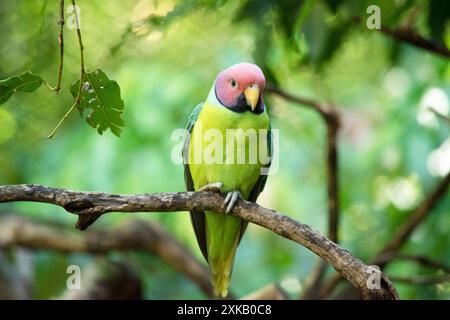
0, 0, 449, 299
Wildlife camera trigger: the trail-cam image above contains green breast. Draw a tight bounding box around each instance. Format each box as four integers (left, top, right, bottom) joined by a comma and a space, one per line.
188, 101, 270, 198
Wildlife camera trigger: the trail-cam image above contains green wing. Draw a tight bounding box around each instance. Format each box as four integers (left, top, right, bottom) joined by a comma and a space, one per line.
183, 103, 272, 259
239, 122, 272, 240
249, 121, 272, 202
183, 103, 209, 260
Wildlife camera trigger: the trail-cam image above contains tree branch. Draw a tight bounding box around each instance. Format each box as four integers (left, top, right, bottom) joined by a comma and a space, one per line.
376, 171, 450, 262
379, 27, 450, 59
390, 274, 450, 286
0, 215, 215, 298
353, 16, 450, 59
0, 184, 397, 299
325, 109, 340, 243
374, 253, 450, 274
317, 172, 450, 298
266, 85, 340, 243
266, 85, 341, 297
266, 85, 337, 122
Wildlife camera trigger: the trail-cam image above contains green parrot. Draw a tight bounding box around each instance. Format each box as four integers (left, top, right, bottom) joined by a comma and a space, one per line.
183, 63, 272, 297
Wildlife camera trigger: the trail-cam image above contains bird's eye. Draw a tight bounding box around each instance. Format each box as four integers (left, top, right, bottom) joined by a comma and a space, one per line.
230, 79, 237, 88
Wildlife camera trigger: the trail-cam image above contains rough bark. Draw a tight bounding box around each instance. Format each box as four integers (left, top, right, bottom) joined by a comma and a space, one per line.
0, 184, 398, 299
0, 215, 215, 298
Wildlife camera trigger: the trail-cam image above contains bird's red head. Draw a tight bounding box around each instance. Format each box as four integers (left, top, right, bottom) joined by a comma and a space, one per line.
214, 63, 266, 114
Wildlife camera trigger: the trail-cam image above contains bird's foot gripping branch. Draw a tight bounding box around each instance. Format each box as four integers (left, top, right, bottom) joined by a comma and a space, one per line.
0, 184, 399, 300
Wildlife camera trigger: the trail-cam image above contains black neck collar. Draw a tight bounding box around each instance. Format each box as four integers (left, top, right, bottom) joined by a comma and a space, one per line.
215, 89, 264, 115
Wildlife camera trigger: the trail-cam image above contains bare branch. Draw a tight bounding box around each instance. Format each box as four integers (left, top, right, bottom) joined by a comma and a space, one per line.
265, 85, 336, 122
266, 85, 340, 244
0, 215, 215, 298
266, 85, 341, 297
379, 27, 450, 59
0, 184, 398, 299
376, 171, 450, 260
374, 253, 450, 273
47, 0, 86, 139
317, 172, 450, 298
390, 274, 450, 285
353, 16, 450, 59
325, 110, 340, 243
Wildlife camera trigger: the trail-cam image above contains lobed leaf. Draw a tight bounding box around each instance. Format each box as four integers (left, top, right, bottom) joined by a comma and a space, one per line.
71, 69, 125, 136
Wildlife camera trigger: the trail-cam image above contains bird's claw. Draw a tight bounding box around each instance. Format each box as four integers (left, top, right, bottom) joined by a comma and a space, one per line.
199, 182, 223, 193
199, 184, 241, 214
224, 191, 241, 214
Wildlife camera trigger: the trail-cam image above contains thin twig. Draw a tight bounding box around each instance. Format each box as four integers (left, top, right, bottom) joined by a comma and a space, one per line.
429, 107, 450, 124
55, 0, 65, 93
45, 100, 78, 139
72, 0, 85, 76
0, 184, 398, 300
43, 0, 64, 93
47, 0, 85, 139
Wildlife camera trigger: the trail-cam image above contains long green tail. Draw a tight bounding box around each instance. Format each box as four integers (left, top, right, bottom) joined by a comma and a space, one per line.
205, 211, 242, 298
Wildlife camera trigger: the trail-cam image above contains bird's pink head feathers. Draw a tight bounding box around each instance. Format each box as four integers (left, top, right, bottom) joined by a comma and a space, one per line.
214, 63, 266, 114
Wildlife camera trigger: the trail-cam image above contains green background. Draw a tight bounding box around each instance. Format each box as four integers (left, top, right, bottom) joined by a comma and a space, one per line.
0, 0, 449, 299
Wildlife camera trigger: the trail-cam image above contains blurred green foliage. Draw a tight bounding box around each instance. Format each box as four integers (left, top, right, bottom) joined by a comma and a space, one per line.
0, 0, 449, 299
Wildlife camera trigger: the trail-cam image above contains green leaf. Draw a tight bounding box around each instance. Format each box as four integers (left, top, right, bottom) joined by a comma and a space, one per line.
0, 71, 43, 105
70, 69, 125, 137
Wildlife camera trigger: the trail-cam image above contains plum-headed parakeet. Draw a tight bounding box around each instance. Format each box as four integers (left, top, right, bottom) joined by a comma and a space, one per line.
183, 63, 271, 297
